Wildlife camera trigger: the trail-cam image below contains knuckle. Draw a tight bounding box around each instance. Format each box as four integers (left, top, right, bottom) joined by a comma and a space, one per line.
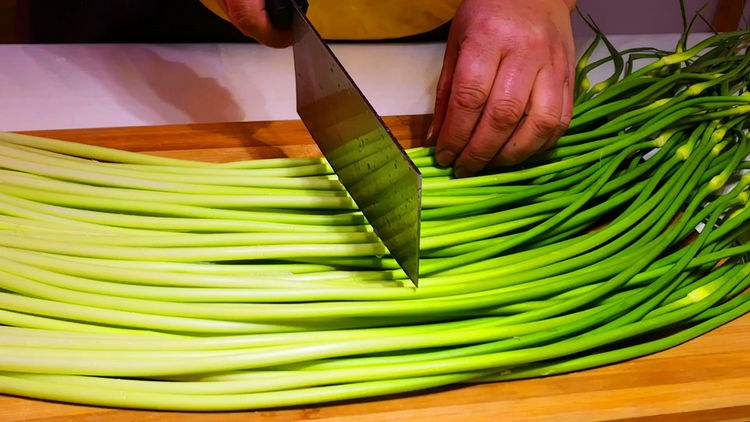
528, 113, 560, 137
486, 98, 525, 131
463, 147, 495, 166
514, 143, 536, 158
452, 82, 488, 112
495, 150, 520, 166
460, 36, 486, 52
524, 29, 548, 49
497, 147, 526, 166
437, 129, 470, 152
501, 136, 542, 165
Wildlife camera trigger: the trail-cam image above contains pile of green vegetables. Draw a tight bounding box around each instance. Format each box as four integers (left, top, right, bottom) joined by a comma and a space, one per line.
0, 27, 749, 411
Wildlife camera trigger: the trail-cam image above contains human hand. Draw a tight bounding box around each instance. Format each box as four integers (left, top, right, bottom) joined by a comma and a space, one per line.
431, 0, 576, 177
220, 0, 293, 48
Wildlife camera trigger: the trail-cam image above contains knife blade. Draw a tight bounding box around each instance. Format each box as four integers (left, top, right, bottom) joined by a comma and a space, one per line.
267, 0, 422, 285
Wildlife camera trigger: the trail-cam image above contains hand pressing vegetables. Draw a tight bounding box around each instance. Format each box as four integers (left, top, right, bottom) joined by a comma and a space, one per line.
431, 0, 577, 175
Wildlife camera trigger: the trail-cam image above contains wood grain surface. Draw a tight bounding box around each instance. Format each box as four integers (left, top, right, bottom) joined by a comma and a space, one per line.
3, 115, 750, 422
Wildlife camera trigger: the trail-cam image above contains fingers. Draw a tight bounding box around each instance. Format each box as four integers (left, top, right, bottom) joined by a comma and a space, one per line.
222, 0, 293, 48
429, 0, 576, 173
542, 46, 574, 152
434, 42, 501, 167
541, 76, 572, 152
428, 28, 460, 145
494, 61, 565, 166
451, 54, 539, 177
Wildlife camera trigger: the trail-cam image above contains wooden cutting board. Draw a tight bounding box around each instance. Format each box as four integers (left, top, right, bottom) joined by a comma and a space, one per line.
2, 115, 749, 422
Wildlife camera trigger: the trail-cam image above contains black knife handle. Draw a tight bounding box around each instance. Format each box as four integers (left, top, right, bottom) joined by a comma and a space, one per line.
265, 0, 309, 29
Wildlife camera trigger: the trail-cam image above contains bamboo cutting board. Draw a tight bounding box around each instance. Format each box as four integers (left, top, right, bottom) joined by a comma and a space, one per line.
2, 115, 750, 422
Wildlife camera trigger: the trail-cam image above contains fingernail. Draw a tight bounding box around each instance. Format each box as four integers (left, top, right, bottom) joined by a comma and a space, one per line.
435, 149, 455, 167
454, 166, 470, 178
425, 124, 435, 143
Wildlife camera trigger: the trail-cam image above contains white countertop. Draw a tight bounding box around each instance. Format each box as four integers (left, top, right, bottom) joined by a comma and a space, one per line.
0, 33, 709, 132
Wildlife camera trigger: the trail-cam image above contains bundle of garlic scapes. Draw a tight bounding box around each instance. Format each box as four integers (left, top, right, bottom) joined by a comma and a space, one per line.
0, 29, 748, 411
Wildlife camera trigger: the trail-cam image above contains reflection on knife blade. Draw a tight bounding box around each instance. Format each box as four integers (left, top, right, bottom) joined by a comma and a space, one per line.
290, 3, 422, 284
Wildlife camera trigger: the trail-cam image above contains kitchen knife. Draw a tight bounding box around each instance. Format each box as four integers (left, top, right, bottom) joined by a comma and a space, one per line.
266, 0, 422, 285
